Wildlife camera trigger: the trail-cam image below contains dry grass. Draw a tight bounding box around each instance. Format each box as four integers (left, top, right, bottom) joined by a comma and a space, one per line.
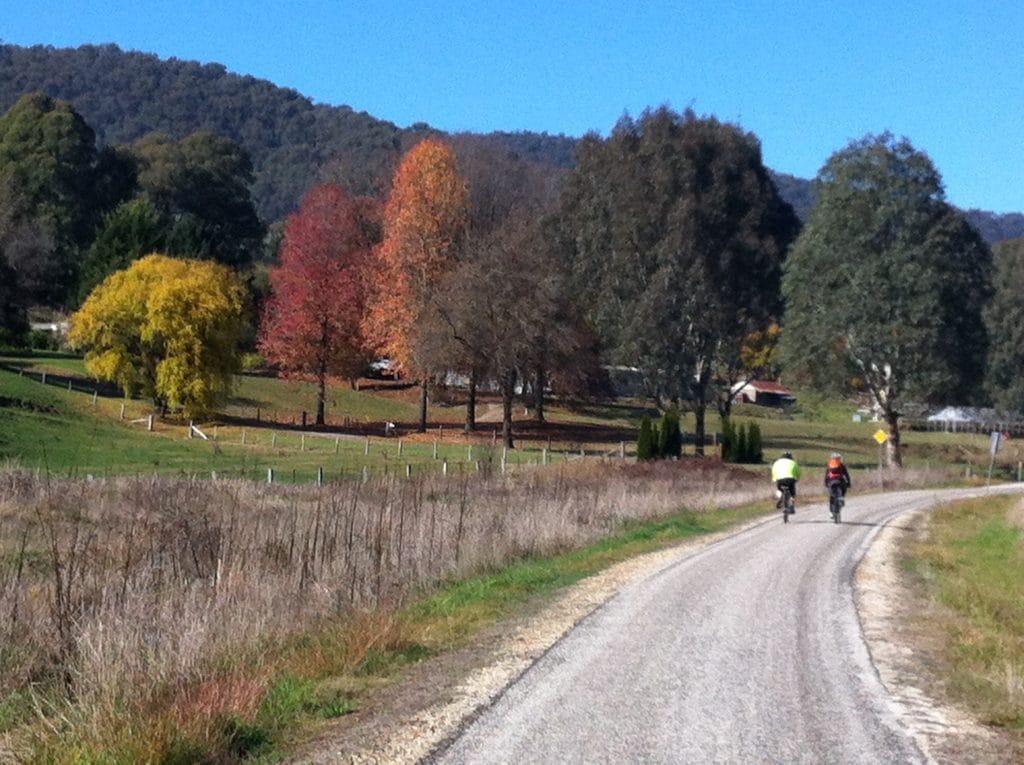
908, 495, 1024, 732
0, 458, 771, 760
1007, 499, 1024, 530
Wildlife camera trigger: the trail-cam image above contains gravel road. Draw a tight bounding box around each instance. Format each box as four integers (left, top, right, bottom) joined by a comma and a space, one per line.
434, 486, 1022, 764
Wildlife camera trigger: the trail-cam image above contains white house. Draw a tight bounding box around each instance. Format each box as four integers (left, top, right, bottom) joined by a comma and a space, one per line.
731, 380, 796, 407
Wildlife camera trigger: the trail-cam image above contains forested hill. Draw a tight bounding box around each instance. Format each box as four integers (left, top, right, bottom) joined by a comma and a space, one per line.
2, 43, 1020, 242
0, 43, 576, 222
763, 175, 1024, 242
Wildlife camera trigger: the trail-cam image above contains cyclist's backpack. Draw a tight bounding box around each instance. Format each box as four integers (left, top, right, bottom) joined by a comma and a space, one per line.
826, 457, 844, 481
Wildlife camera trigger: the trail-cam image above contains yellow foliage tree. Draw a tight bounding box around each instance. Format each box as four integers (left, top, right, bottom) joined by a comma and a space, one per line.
70, 254, 246, 416
740, 322, 782, 377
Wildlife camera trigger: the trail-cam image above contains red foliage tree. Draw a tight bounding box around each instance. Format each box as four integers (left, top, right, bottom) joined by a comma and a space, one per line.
259, 184, 381, 425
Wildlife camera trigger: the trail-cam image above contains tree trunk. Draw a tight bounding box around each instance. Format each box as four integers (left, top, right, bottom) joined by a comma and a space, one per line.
501, 367, 516, 449
418, 379, 428, 433
316, 365, 327, 426
716, 382, 733, 419
534, 363, 546, 424
885, 410, 903, 467
694, 403, 707, 456
465, 371, 477, 433
693, 363, 712, 456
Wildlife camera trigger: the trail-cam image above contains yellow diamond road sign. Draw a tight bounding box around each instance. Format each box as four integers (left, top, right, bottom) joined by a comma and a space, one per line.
873, 429, 888, 444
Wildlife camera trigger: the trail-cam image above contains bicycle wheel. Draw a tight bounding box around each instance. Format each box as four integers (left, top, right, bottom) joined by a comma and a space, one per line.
829, 487, 842, 523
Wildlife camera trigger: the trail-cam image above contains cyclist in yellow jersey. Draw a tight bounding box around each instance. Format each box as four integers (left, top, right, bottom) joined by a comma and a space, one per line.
771, 451, 801, 509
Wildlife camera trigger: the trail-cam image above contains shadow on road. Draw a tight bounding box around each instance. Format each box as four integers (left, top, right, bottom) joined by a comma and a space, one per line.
788, 517, 915, 531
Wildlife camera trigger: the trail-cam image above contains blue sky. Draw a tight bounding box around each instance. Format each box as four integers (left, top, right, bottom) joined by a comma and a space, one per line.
4, 1, 1023, 213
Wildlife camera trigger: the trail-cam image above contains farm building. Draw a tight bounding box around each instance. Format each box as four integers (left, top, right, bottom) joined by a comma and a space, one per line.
731, 380, 796, 407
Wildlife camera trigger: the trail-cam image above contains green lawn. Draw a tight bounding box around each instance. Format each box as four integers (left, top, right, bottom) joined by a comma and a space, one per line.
0, 366, 572, 480
3, 351, 1020, 482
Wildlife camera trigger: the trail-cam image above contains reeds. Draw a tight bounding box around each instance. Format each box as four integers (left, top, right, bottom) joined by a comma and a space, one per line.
0, 461, 753, 708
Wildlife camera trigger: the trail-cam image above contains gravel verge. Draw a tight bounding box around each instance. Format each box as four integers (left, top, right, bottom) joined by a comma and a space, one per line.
855, 506, 1022, 764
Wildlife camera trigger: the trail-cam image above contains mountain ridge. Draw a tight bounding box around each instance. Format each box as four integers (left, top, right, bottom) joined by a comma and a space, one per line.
2, 42, 1021, 242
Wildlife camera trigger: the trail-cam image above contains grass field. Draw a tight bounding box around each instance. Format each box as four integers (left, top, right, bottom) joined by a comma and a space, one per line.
0, 361, 583, 481
3, 349, 1022, 486
906, 495, 1024, 732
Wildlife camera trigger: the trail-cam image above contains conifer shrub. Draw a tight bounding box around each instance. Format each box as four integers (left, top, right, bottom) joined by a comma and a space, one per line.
637, 416, 657, 461
658, 410, 682, 459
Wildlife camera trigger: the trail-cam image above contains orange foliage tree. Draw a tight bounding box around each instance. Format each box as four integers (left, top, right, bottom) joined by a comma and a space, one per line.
363, 138, 468, 431
259, 184, 380, 425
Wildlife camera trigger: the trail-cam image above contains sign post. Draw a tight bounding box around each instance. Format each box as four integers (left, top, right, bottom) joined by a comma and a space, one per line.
873, 429, 888, 487
987, 431, 1002, 483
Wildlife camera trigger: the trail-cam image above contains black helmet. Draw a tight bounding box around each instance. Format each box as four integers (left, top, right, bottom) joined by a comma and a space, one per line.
782, 451, 793, 459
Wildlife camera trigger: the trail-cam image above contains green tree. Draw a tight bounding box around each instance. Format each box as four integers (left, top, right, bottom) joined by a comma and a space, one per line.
734, 423, 749, 463
76, 197, 168, 304
0, 92, 124, 305
985, 237, 1024, 412
132, 131, 263, 267
556, 108, 798, 454
720, 417, 734, 461
747, 422, 764, 464
636, 416, 657, 461
0, 255, 28, 346
658, 410, 682, 459
69, 254, 247, 416
781, 134, 992, 466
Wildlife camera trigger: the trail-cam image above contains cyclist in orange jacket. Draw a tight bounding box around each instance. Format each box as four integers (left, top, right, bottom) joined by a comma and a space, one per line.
824, 452, 852, 498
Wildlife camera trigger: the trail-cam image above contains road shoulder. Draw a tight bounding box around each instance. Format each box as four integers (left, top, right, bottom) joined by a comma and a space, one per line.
288, 515, 775, 763
855, 506, 1022, 764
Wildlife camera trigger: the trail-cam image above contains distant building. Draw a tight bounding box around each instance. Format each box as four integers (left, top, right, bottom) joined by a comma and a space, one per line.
731, 380, 796, 407
926, 406, 986, 423
603, 366, 646, 398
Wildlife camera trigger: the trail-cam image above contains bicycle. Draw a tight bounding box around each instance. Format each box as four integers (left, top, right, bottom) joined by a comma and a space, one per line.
779, 483, 795, 523
827, 481, 844, 524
